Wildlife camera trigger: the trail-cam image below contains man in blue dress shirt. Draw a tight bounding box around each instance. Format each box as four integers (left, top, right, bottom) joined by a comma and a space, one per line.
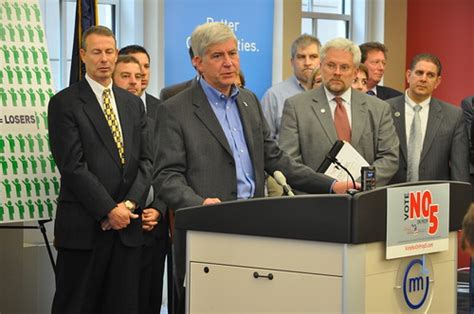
153, 21, 356, 314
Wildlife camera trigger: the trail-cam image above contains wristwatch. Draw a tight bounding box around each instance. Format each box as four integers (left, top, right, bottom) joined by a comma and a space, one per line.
124, 200, 136, 212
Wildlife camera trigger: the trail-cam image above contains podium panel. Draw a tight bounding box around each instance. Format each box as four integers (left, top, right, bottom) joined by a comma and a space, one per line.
175, 181, 470, 313
185, 230, 457, 313
189, 262, 342, 313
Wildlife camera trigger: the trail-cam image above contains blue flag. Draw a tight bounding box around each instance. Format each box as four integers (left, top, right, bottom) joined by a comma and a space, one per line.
69, 0, 98, 85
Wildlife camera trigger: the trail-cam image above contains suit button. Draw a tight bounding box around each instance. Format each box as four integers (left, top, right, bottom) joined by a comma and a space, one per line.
229, 161, 234, 166
231, 191, 237, 196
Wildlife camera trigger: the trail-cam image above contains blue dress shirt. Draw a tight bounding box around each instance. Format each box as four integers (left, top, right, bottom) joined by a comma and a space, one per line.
200, 79, 256, 199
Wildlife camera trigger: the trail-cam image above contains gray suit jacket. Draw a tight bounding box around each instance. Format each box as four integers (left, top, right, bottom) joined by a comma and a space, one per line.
279, 87, 399, 186
159, 78, 194, 101
387, 95, 469, 183
153, 80, 336, 210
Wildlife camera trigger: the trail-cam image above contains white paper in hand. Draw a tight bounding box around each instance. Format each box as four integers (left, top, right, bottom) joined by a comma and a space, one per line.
324, 141, 370, 181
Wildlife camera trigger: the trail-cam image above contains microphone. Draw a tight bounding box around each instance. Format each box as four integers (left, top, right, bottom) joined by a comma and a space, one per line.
273, 171, 295, 196
325, 155, 358, 195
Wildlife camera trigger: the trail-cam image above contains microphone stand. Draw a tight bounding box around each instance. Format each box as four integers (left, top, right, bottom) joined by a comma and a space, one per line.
281, 185, 295, 197
326, 155, 358, 195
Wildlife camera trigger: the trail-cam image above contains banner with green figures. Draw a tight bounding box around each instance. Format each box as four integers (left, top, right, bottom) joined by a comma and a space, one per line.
0, 0, 58, 223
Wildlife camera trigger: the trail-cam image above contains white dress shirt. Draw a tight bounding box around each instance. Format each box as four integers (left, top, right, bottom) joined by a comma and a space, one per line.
85, 73, 124, 140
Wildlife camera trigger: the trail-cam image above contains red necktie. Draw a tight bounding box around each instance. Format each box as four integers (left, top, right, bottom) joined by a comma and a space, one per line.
334, 96, 351, 142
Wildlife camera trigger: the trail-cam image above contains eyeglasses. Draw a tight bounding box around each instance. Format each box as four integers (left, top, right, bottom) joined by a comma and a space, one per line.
323, 62, 352, 73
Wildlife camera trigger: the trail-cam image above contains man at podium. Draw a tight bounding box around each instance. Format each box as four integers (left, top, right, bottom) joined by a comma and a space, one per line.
154, 22, 356, 210
153, 22, 357, 314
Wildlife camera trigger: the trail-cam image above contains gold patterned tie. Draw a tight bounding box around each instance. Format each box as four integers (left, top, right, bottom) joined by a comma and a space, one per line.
102, 88, 125, 165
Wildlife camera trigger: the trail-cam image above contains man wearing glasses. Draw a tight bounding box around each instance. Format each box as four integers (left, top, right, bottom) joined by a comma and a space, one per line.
279, 38, 399, 187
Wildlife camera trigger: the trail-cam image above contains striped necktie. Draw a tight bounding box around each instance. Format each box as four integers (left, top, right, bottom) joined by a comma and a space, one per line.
102, 88, 125, 165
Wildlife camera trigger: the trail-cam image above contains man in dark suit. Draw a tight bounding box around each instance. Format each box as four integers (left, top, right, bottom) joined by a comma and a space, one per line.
279, 38, 399, 187
461, 95, 474, 197
359, 42, 402, 100
48, 26, 152, 313
160, 46, 197, 101
387, 53, 469, 184
118, 45, 168, 314
118, 45, 161, 118
112, 55, 143, 96
154, 21, 357, 314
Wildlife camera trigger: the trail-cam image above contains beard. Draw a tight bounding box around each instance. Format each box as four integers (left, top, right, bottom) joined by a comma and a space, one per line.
325, 79, 348, 95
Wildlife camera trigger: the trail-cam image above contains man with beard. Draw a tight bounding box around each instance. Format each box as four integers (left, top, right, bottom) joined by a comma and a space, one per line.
279, 38, 399, 187
261, 34, 321, 140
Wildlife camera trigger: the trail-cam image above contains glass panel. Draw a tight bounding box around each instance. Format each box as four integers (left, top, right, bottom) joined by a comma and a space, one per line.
50, 60, 61, 92
302, 0, 310, 12
344, 0, 351, 15
43, 1, 60, 60
301, 18, 313, 35
66, 60, 71, 86
65, 1, 75, 65
316, 19, 347, 43
98, 4, 115, 30
313, 0, 343, 14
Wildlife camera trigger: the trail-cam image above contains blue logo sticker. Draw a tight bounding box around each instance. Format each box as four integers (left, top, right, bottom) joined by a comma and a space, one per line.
402, 258, 430, 309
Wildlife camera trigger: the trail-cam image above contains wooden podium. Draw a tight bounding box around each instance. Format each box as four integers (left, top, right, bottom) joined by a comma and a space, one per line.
174, 181, 471, 313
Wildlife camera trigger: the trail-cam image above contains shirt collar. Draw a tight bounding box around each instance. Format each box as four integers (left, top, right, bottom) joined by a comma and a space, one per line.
405, 90, 431, 109
85, 73, 113, 97
200, 77, 240, 106
290, 75, 307, 91
323, 86, 352, 105
140, 92, 147, 106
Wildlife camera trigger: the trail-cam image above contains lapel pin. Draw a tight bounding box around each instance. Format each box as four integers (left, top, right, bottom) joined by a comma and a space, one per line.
394, 111, 400, 117
243, 101, 248, 107
320, 108, 326, 113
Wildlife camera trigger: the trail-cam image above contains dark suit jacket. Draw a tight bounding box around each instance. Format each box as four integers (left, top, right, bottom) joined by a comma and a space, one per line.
154, 80, 336, 211
376, 85, 403, 100
48, 79, 152, 249
159, 78, 194, 101
387, 95, 469, 183
145, 92, 161, 119
461, 95, 474, 166
141, 92, 168, 245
